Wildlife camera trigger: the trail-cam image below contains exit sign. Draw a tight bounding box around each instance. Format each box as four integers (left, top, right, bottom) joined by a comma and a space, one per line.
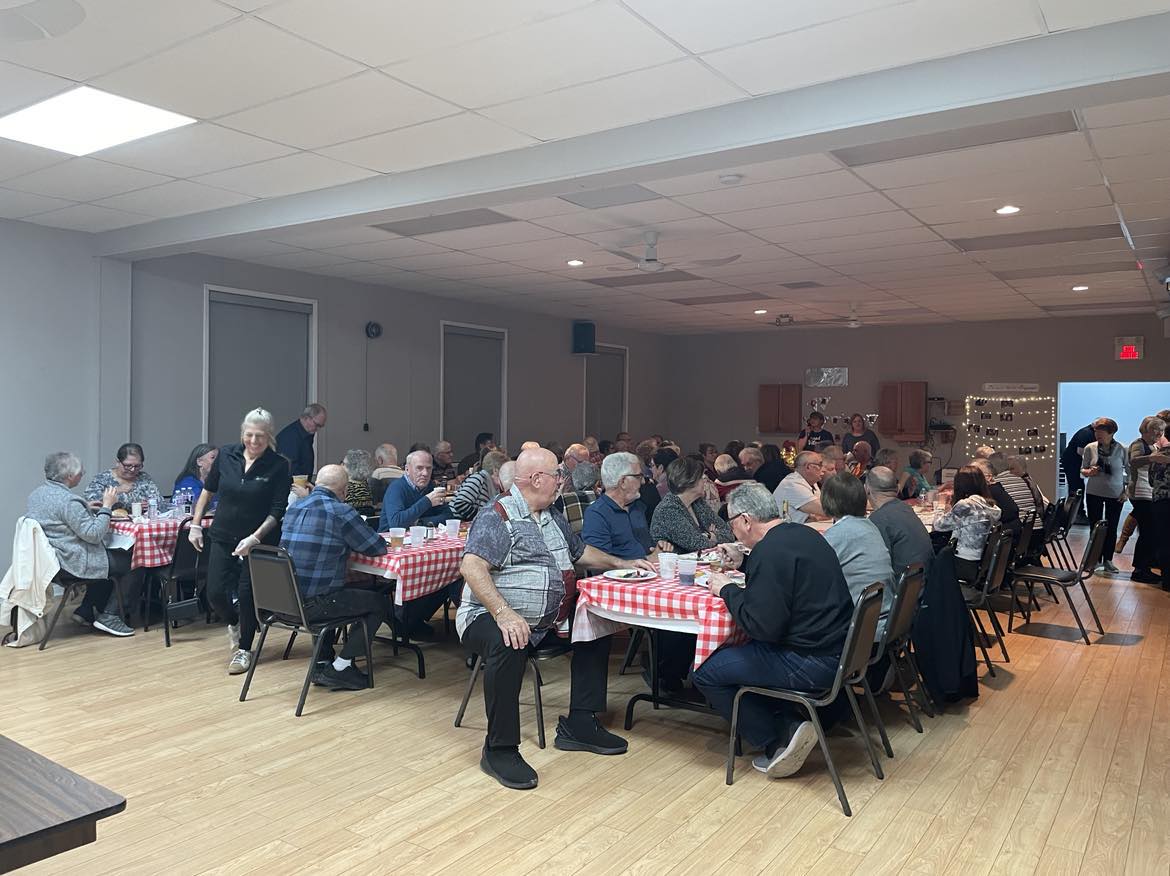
1115, 336, 1144, 360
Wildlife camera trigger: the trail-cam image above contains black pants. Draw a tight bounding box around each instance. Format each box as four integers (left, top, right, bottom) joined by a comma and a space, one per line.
1062, 461, 1085, 518
204, 537, 258, 650
461, 612, 611, 749
395, 583, 458, 632
642, 630, 697, 685
302, 589, 392, 661
1132, 499, 1156, 573
955, 556, 980, 584
1154, 500, 1170, 580
1086, 494, 1124, 563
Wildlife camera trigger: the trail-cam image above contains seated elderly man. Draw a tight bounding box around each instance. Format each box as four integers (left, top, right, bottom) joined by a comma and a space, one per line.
458, 448, 655, 790
988, 452, 1040, 532
280, 464, 391, 691
557, 461, 600, 535
773, 452, 829, 523
970, 458, 1020, 535
740, 446, 791, 493
582, 452, 656, 559
25, 452, 135, 637
432, 440, 458, 484
369, 443, 403, 504
379, 450, 450, 531
819, 445, 845, 477
695, 484, 854, 778
866, 466, 933, 576
561, 443, 591, 487
449, 451, 508, 520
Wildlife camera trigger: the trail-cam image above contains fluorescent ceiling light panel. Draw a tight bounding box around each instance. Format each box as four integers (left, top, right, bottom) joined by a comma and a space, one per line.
993, 261, 1139, 281
950, 224, 1123, 252
0, 86, 194, 156
670, 292, 769, 306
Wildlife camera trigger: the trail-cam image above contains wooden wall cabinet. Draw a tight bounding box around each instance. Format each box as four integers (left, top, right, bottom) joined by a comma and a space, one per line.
878, 381, 927, 442
758, 383, 802, 434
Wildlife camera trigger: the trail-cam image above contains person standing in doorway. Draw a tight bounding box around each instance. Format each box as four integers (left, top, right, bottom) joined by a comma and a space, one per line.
1081, 417, 1128, 574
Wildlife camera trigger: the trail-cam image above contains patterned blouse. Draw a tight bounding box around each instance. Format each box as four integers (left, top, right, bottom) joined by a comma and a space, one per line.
345, 478, 375, 516
84, 469, 164, 512
933, 495, 1002, 561
650, 492, 733, 554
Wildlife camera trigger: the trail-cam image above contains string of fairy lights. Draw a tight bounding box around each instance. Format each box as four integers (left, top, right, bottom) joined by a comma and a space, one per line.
963, 395, 1056, 461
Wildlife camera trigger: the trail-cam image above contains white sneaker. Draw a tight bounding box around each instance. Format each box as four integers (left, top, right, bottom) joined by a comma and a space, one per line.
766, 721, 819, 778
227, 624, 240, 651
227, 649, 252, 675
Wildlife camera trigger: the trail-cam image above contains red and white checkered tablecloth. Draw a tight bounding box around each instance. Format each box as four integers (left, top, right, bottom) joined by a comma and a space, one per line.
348, 534, 464, 605
573, 572, 747, 668
109, 517, 183, 569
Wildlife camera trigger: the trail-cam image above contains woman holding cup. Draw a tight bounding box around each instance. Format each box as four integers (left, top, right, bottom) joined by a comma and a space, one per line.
188, 408, 292, 675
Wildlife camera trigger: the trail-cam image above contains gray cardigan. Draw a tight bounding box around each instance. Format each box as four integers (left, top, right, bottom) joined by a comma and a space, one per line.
26, 480, 111, 579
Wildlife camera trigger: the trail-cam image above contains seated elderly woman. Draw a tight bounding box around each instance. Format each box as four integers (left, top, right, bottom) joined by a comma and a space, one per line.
820, 472, 896, 635
84, 442, 164, 512
712, 453, 752, 501
449, 450, 509, 521
342, 449, 376, 516
651, 458, 733, 553
174, 443, 218, 507
897, 449, 933, 499
26, 452, 135, 637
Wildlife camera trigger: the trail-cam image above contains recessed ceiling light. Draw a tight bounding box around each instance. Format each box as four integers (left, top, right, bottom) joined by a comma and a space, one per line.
995, 205, 1021, 215
566, 259, 585, 267
0, 86, 194, 156
754, 309, 768, 315
1071, 284, 1089, 291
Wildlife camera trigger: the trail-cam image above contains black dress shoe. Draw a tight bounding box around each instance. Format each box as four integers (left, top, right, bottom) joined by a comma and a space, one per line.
312, 664, 369, 691
553, 714, 628, 755
480, 745, 538, 790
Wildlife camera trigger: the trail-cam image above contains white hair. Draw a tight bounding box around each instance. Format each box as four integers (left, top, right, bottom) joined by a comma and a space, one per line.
601, 451, 640, 489
241, 408, 276, 446
499, 461, 517, 492
405, 449, 432, 468
727, 483, 779, 522
343, 448, 371, 479
44, 451, 82, 483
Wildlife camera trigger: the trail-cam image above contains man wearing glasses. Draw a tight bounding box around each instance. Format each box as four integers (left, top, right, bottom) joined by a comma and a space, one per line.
459, 448, 655, 791
276, 402, 328, 477
773, 451, 829, 524
580, 452, 659, 559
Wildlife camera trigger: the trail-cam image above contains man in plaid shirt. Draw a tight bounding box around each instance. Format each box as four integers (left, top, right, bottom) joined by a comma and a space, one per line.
280, 465, 390, 692
555, 461, 600, 535
459, 448, 654, 791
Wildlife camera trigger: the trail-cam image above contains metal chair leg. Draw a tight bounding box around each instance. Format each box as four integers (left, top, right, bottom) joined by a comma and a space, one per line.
295, 628, 327, 717
986, 608, 1010, 663
845, 686, 883, 780
619, 627, 644, 675
904, 648, 937, 717
530, 657, 545, 749
38, 583, 75, 651
282, 630, 297, 659
969, 609, 996, 677
1063, 589, 1091, 645
1079, 580, 1105, 634
455, 655, 484, 727
726, 688, 745, 784
893, 655, 923, 732
361, 622, 374, 689
239, 622, 270, 702
805, 704, 851, 817
860, 676, 894, 757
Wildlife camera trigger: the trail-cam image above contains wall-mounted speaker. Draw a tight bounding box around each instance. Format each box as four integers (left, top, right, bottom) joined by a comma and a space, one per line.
572, 320, 596, 355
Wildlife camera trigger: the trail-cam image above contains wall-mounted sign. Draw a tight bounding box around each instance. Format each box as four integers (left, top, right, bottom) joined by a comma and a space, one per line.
805, 367, 848, 387
982, 382, 1039, 393
1115, 336, 1144, 360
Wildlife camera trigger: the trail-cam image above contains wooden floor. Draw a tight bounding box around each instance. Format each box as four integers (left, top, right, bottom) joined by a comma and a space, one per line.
6, 529, 1170, 875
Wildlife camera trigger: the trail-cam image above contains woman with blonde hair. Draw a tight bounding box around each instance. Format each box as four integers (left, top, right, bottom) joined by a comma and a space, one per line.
189, 408, 292, 675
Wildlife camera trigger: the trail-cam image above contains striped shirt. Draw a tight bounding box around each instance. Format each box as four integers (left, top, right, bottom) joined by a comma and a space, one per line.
448, 470, 496, 521
1130, 438, 1155, 501
995, 473, 1040, 528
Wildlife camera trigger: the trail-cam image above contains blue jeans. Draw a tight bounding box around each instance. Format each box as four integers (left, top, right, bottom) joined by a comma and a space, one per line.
693, 641, 840, 749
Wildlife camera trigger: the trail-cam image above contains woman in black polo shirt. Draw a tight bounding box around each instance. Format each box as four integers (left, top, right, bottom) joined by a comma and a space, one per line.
189, 408, 292, 675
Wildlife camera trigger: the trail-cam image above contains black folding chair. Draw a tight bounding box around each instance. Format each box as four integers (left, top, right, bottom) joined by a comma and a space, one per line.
864, 564, 929, 740
153, 518, 208, 645
453, 637, 572, 749
240, 546, 376, 716
1049, 490, 1084, 569
725, 582, 886, 817
1012, 520, 1108, 645
962, 530, 1014, 676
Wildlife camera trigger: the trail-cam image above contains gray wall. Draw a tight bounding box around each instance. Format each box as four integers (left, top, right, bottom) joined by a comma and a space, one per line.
663, 314, 1170, 497
130, 254, 670, 486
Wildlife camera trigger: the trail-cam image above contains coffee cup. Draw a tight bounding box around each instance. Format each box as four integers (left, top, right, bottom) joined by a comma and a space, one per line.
388, 527, 405, 548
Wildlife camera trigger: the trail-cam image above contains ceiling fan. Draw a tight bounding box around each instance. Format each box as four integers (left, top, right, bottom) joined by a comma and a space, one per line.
605, 231, 742, 273
775, 303, 864, 329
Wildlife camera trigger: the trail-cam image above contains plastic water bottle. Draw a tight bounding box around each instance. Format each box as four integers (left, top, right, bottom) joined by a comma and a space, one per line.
147, 497, 158, 520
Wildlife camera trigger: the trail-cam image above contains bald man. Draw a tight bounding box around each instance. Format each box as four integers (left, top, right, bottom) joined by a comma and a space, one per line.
280, 464, 391, 692
519, 441, 541, 452
459, 448, 655, 791
561, 443, 591, 494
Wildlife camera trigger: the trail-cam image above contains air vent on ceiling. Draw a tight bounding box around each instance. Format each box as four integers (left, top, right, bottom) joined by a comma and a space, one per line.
1043, 302, 1151, 314
371, 208, 515, 237
950, 224, 1123, 252
586, 270, 700, 288
781, 280, 824, 289
993, 261, 1140, 281
669, 292, 769, 306
831, 112, 1079, 167
558, 184, 661, 209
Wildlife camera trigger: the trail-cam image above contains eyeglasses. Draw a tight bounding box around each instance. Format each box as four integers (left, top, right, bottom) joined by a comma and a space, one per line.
728, 512, 748, 526
801, 461, 823, 469
120, 462, 143, 472
619, 473, 642, 484
311, 417, 326, 428
524, 470, 564, 483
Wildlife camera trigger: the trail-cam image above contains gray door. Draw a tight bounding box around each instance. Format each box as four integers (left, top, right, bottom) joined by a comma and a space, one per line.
207, 290, 311, 447
443, 324, 504, 453
585, 345, 626, 439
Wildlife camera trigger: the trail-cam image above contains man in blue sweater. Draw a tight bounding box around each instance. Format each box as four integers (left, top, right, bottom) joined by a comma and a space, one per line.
379, 450, 451, 530
377, 449, 453, 638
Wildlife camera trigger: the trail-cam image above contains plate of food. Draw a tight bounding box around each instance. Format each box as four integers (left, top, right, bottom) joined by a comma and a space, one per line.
695, 570, 746, 588
110, 508, 130, 519
603, 569, 657, 582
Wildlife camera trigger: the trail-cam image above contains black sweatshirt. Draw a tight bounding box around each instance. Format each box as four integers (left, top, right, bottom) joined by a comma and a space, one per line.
719, 522, 854, 656
204, 444, 292, 544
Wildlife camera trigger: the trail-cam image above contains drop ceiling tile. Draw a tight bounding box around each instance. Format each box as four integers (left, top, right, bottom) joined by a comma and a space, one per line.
249, 250, 353, 270
675, 171, 872, 214
310, 260, 394, 278
380, 251, 495, 271
0, 187, 74, 219
926, 205, 1121, 239
783, 226, 942, 256
385, 4, 683, 108
260, 0, 590, 67
703, 0, 1045, 96
580, 217, 738, 249
95, 18, 364, 118
95, 179, 254, 218
0, 0, 237, 81
198, 239, 301, 259
194, 152, 375, 198
493, 198, 588, 220
95, 123, 294, 178
644, 154, 843, 197
1083, 94, 1170, 129
719, 192, 898, 230
1098, 152, 1170, 184
319, 113, 535, 173
481, 59, 746, 141
265, 225, 395, 249
0, 140, 67, 184
814, 240, 959, 266
5, 158, 171, 201
884, 168, 1107, 210
218, 71, 460, 150
323, 238, 448, 260
906, 188, 1114, 224
414, 221, 562, 250
427, 263, 539, 281
220, 0, 277, 9
1089, 119, 1170, 159
1112, 180, 1170, 206
29, 203, 152, 232
0, 61, 72, 116
532, 200, 700, 235
1037, 0, 1170, 30
1117, 201, 1170, 222
752, 209, 922, 244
